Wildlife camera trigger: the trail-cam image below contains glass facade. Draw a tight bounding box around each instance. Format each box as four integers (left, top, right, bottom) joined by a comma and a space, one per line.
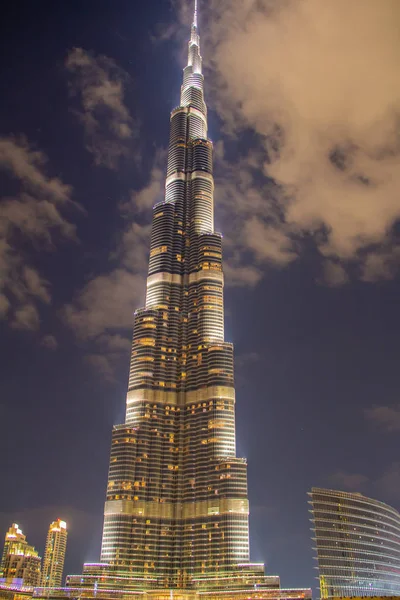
96, 7, 251, 588
41, 520, 67, 588
33, 4, 312, 599
309, 487, 400, 599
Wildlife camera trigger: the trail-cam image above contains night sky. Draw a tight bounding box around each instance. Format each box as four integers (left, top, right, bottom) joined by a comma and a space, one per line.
1, 0, 400, 595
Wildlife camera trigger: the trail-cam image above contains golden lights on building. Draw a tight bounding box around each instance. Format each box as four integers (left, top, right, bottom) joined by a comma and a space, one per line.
51, 4, 312, 600
0, 524, 41, 587
41, 520, 68, 588
5, 4, 313, 600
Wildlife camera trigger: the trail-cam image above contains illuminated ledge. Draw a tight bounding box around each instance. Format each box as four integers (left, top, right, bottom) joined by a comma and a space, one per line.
32, 586, 312, 600
126, 388, 179, 406
145, 270, 224, 287
189, 271, 224, 284
165, 170, 213, 188
104, 498, 249, 519
185, 385, 235, 403
126, 386, 235, 406
191, 170, 214, 183
147, 272, 183, 286
170, 104, 207, 122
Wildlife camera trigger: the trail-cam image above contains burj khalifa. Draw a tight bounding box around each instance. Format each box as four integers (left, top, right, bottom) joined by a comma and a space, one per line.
62, 3, 311, 599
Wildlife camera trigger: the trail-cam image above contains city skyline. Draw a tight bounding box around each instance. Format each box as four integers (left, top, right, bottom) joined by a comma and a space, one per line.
1, 0, 400, 594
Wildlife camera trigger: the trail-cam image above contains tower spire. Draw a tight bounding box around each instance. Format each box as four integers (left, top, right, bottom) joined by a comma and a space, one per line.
193, 0, 198, 29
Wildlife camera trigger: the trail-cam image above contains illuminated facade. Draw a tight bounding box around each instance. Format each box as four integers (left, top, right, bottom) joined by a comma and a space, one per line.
1, 526, 26, 578
93, 2, 252, 590
41, 520, 67, 588
35, 3, 312, 599
0, 525, 41, 587
309, 488, 400, 599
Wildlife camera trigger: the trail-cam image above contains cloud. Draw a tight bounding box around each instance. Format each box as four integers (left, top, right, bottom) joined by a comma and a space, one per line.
97, 333, 132, 353
62, 162, 161, 378
235, 352, 261, 370
126, 167, 164, 214
66, 48, 137, 169
64, 268, 145, 340
176, 0, 400, 284
83, 337, 133, 383
320, 260, 349, 287
12, 304, 40, 331
41, 335, 58, 351
212, 144, 294, 286
85, 355, 117, 383
119, 149, 167, 217
361, 246, 400, 282
376, 462, 400, 502
0, 136, 71, 202
325, 462, 400, 503
223, 262, 263, 287
365, 404, 400, 432
325, 470, 369, 492
0, 136, 76, 331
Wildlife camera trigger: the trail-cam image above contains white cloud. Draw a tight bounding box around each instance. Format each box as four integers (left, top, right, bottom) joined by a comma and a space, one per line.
176, 0, 400, 284
376, 462, 400, 501
85, 354, 117, 383
365, 404, 400, 432
41, 335, 58, 350
320, 260, 349, 287
0, 136, 76, 331
63, 156, 165, 363
64, 268, 145, 340
66, 48, 137, 169
325, 462, 400, 503
63, 153, 166, 378
12, 304, 40, 332
361, 247, 400, 282
325, 470, 369, 492
0, 136, 71, 202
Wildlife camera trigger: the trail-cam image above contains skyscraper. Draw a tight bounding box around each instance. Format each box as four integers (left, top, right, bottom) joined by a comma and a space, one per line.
98, 1, 249, 589
0, 524, 26, 577
309, 487, 400, 599
0, 524, 41, 587
41, 520, 68, 588
63, 4, 311, 598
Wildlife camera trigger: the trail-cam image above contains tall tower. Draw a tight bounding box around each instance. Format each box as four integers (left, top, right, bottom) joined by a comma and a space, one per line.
41, 520, 68, 588
64, 4, 310, 598
99, 2, 249, 589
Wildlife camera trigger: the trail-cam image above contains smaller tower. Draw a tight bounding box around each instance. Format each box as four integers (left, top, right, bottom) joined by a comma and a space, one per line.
0, 524, 26, 576
0, 523, 41, 586
41, 519, 67, 588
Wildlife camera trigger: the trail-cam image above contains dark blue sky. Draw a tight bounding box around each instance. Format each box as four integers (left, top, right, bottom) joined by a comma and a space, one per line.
1, 0, 400, 595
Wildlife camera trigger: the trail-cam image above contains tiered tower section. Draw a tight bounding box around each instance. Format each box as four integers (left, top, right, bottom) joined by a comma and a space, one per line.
99, 3, 249, 590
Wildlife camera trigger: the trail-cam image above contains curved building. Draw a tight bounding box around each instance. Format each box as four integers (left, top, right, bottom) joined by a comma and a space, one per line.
309, 487, 400, 599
